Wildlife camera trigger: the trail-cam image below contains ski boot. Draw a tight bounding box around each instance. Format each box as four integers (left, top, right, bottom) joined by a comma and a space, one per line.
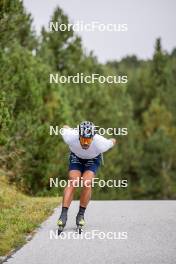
57, 214, 67, 235
76, 213, 85, 234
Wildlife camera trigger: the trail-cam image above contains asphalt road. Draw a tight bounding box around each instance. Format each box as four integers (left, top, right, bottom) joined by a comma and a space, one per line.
5, 201, 176, 264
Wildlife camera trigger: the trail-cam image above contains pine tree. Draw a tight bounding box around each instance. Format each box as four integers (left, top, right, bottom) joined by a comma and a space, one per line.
151, 38, 167, 100
0, 0, 37, 50
39, 7, 84, 74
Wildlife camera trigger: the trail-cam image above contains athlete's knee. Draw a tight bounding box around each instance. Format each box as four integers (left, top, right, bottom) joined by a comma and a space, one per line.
82, 177, 92, 187
68, 170, 81, 187
68, 177, 80, 187
82, 171, 95, 188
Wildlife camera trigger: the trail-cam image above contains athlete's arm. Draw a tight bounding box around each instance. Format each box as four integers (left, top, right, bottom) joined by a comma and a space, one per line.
60, 126, 78, 145
109, 138, 116, 145
94, 134, 116, 153
63, 125, 70, 129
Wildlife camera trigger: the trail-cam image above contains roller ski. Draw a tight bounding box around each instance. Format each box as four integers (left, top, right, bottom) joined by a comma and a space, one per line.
76, 213, 85, 234
57, 219, 66, 235
57, 207, 68, 235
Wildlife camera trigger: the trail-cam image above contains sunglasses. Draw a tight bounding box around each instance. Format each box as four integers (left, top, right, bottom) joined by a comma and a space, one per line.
80, 137, 93, 145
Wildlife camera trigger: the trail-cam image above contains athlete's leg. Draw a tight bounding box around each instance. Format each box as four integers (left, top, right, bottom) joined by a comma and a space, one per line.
58, 170, 81, 228
80, 170, 95, 207
76, 170, 94, 227
63, 170, 82, 207
79, 155, 101, 208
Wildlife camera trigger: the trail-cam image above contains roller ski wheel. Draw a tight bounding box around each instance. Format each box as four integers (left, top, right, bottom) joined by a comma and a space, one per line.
57, 219, 65, 235
76, 216, 85, 234
77, 224, 84, 234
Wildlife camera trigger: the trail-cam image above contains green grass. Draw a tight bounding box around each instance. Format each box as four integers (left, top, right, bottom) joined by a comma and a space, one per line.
0, 176, 61, 257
